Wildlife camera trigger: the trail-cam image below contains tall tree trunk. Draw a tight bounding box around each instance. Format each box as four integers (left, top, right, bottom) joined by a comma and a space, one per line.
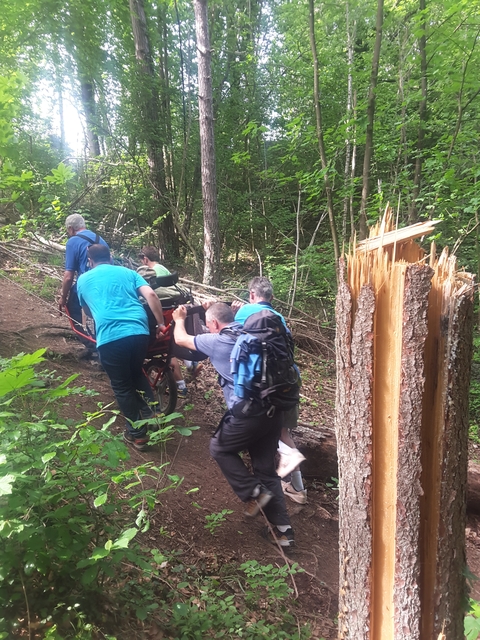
193, 0, 221, 286
158, 7, 174, 195
129, 0, 178, 258
409, 0, 428, 224
308, 0, 340, 270
336, 215, 474, 639
56, 79, 65, 155
79, 79, 100, 157
342, 2, 357, 242
349, 91, 358, 238
358, 0, 384, 239
343, 2, 356, 243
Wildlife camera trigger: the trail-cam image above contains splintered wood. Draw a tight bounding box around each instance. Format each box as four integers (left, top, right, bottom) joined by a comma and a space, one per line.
335, 209, 475, 640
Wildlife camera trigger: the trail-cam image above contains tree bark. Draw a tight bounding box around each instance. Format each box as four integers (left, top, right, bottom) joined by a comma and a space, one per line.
335, 219, 474, 639
129, 0, 178, 258
420, 263, 473, 639
343, 4, 356, 244
358, 0, 384, 239
336, 265, 375, 639
193, 0, 221, 286
80, 80, 101, 157
308, 0, 340, 270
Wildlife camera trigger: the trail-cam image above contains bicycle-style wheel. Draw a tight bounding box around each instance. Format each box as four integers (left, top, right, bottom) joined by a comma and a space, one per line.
145, 363, 178, 415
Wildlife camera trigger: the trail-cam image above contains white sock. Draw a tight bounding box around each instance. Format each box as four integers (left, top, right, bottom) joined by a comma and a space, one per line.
177, 380, 186, 390
278, 440, 293, 454
276, 524, 290, 532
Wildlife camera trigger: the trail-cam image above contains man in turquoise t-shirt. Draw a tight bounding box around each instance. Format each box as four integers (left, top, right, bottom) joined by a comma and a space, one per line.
77, 244, 165, 451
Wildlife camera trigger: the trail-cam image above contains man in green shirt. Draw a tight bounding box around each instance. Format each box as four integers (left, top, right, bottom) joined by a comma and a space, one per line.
138, 246, 170, 277
136, 246, 198, 397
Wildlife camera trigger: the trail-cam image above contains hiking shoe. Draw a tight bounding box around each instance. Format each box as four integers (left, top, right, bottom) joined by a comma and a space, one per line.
262, 525, 295, 548
177, 387, 188, 399
244, 486, 273, 517
282, 480, 307, 505
276, 448, 306, 479
123, 430, 149, 452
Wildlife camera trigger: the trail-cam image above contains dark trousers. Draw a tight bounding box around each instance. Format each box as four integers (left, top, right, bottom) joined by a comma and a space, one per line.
209, 409, 291, 527
98, 335, 154, 437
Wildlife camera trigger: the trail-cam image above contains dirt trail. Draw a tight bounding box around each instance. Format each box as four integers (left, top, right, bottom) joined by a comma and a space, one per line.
0, 276, 339, 639
3, 274, 480, 635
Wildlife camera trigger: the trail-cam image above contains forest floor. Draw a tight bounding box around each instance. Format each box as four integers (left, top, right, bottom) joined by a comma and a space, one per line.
2, 273, 480, 638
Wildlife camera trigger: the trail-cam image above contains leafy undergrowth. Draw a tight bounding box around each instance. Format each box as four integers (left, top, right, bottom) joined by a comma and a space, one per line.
0, 350, 315, 639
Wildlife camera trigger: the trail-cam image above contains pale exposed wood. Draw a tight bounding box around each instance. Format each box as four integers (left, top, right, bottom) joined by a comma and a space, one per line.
356, 219, 441, 252
371, 262, 405, 640
336, 208, 475, 640
28, 235, 66, 252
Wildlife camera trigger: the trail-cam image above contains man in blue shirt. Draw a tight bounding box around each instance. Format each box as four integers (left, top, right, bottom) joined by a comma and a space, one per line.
172, 302, 295, 549
58, 213, 109, 348
77, 244, 165, 451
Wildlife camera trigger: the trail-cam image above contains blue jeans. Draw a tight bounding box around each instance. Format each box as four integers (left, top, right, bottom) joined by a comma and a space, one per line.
98, 335, 154, 437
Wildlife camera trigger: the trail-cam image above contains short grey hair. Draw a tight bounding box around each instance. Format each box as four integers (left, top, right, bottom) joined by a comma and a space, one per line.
206, 302, 234, 325
249, 276, 273, 301
65, 213, 86, 232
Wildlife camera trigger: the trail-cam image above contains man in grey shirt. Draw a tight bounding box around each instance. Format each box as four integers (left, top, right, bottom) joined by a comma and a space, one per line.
172, 302, 295, 548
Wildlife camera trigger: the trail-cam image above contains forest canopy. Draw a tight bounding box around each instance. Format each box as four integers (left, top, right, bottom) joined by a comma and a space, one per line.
1, 0, 479, 301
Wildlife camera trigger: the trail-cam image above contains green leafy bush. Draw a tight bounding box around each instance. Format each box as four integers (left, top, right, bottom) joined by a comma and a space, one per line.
465, 598, 480, 640
0, 349, 181, 636
0, 350, 313, 639
162, 560, 309, 639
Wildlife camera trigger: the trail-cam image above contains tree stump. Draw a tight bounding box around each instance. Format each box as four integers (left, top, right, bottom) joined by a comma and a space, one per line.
335, 214, 475, 640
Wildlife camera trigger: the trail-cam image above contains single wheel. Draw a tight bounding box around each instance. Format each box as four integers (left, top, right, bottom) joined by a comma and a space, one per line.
145, 363, 178, 415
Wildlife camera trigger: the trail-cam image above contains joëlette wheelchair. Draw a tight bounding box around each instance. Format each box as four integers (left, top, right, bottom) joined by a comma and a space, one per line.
64, 271, 207, 415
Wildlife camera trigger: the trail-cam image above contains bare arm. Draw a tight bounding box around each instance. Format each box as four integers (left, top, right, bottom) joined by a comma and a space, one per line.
82, 303, 93, 318
172, 306, 196, 351
138, 286, 165, 338
59, 270, 75, 311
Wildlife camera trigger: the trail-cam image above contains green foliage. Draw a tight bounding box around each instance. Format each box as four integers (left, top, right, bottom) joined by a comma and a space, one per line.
465, 599, 480, 640
262, 241, 336, 316
44, 162, 75, 186
0, 350, 309, 638
0, 349, 183, 636
0, 73, 22, 153
204, 509, 233, 535
162, 560, 309, 639
241, 560, 301, 603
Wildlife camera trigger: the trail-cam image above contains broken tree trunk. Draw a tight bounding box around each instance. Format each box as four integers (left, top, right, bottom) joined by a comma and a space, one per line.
335, 213, 475, 640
